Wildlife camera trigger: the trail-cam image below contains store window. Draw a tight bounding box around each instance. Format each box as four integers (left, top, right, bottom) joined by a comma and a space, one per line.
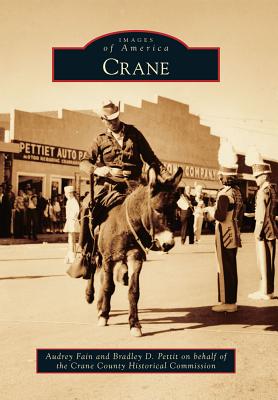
61, 178, 73, 195
50, 176, 73, 198
18, 175, 44, 195
51, 179, 61, 198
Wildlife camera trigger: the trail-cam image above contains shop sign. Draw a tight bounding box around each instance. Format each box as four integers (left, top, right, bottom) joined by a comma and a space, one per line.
163, 162, 218, 181
13, 140, 87, 166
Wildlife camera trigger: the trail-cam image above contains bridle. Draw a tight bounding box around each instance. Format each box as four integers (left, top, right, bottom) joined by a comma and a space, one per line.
125, 187, 159, 255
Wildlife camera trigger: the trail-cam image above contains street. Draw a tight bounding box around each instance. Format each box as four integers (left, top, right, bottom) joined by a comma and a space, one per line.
0, 233, 277, 400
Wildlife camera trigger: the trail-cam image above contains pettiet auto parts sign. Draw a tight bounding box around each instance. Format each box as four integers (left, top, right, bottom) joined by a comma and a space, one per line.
13, 140, 86, 166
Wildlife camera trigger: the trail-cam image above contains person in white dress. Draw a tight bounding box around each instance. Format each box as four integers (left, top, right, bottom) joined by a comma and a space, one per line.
194, 185, 205, 243
63, 186, 80, 263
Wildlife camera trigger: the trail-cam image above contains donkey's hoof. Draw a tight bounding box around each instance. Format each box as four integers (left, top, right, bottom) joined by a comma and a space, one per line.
85, 291, 94, 304
130, 327, 142, 337
97, 316, 108, 327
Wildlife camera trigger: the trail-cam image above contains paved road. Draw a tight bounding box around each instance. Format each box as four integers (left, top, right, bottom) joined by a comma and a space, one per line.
0, 234, 277, 400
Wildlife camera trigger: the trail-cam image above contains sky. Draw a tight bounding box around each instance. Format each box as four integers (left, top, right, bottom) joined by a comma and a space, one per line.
1, 0, 278, 160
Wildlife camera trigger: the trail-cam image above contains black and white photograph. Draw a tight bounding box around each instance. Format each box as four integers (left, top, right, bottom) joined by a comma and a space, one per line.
1, 1, 278, 399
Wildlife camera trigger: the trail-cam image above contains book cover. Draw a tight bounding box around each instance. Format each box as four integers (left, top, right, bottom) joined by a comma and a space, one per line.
1, 1, 277, 399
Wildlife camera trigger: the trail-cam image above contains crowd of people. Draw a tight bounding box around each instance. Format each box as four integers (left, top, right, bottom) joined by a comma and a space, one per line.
0, 182, 67, 240
0, 179, 218, 243
176, 185, 216, 245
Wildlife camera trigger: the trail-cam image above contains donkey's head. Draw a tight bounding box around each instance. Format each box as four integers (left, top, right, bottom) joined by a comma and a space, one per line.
147, 167, 183, 252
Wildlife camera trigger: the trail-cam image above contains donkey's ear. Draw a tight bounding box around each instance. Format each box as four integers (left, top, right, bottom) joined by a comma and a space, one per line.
147, 167, 157, 188
168, 167, 183, 188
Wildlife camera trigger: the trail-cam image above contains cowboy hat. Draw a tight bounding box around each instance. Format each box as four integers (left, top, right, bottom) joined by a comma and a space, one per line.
99, 100, 120, 121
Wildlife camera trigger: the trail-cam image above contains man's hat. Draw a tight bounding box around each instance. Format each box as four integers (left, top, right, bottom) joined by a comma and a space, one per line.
218, 140, 238, 176
245, 146, 271, 177
99, 100, 120, 121
64, 185, 75, 194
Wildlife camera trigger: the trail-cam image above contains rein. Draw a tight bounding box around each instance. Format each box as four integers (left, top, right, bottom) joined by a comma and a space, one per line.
125, 188, 156, 255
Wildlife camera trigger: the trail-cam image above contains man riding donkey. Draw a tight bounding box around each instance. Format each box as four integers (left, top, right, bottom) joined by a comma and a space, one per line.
67, 100, 172, 284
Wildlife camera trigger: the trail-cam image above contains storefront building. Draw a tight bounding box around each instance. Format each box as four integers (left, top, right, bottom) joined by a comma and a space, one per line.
9, 109, 103, 198
1, 97, 222, 199
6, 97, 277, 200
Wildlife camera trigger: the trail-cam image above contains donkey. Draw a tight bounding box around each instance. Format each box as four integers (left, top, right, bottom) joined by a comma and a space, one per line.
86, 167, 183, 337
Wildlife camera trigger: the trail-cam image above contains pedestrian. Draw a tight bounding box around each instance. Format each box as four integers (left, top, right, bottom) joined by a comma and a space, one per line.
52, 196, 61, 233
1, 184, 15, 237
194, 184, 205, 243
212, 141, 243, 313
57, 194, 65, 233
44, 199, 57, 233
1, 186, 13, 238
203, 198, 216, 233
43, 199, 49, 233
24, 183, 32, 195
246, 147, 278, 300
37, 192, 48, 234
13, 189, 26, 238
177, 186, 195, 245
0, 185, 5, 237
63, 186, 80, 263
26, 194, 39, 240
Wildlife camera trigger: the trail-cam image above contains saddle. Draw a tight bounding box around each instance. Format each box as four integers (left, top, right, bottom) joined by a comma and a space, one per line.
66, 189, 127, 280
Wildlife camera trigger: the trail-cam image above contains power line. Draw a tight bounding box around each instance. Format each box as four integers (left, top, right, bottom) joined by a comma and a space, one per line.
230, 125, 278, 137
201, 120, 278, 137
200, 114, 278, 125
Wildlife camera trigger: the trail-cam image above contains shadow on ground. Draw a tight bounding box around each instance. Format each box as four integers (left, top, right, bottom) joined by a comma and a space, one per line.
0, 274, 65, 280
110, 306, 278, 335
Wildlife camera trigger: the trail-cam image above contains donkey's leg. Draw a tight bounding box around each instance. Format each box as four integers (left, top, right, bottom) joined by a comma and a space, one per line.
97, 260, 115, 327
85, 251, 99, 303
85, 276, 95, 304
85, 263, 96, 304
127, 249, 143, 337
97, 268, 104, 313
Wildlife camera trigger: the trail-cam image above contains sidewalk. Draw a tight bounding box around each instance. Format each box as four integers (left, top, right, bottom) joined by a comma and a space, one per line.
0, 231, 215, 245
0, 233, 68, 245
